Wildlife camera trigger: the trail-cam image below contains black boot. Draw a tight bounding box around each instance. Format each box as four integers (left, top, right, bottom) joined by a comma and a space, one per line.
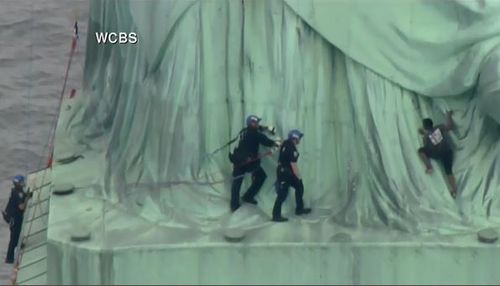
5, 257, 14, 264
295, 208, 311, 215
272, 216, 289, 222
242, 196, 258, 205
231, 204, 240, 212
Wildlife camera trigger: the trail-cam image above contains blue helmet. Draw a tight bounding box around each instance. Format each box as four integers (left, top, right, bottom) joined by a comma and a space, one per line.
13, 175, 25, 185
246, 115, 261, 126
288, 129, 304, 140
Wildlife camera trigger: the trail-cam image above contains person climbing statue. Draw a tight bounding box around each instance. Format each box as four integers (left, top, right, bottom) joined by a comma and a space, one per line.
228, 115, 279, 212
418, 111, 457, 198
272, 129, 311, 222
3, 175, 29, 264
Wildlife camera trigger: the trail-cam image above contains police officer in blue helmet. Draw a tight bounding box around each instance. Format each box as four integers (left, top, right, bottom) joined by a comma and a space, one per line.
272, 129, 311, 222
3, 175, 28, 264
228, 115, 279, 212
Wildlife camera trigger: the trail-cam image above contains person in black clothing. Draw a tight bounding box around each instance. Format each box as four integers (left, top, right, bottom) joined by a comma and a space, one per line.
229, 115, 279, 212
418, 111, 457, 198
272, 129, 311, 222
3, 175, 28, 264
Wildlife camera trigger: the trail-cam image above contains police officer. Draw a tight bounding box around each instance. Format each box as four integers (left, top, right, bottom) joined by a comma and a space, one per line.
4, 175, 28, 264
229, 115, 279, 212
272, 129, 311, 222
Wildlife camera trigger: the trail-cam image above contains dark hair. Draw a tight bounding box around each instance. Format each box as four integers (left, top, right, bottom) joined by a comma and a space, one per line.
422, 118, 433, 130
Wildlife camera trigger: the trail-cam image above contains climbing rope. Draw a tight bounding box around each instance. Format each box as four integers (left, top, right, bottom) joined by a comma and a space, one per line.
24, 2, 34, 176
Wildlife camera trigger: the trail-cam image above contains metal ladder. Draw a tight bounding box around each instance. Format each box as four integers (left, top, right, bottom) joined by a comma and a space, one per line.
12, 170, 51, 285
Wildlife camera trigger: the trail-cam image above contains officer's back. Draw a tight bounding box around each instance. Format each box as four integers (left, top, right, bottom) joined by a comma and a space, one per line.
238, 127, 275, 158
239, 128, 262, 157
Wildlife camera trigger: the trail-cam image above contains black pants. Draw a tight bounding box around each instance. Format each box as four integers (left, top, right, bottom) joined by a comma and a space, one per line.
419, 147, 454, 175
6, 218, 22, 262
230, 163, 267, 211
272, 167, 304, 218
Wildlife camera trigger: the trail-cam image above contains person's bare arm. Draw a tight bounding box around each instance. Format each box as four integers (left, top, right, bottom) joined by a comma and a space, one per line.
444, 111, 454, 132
291, 162, 301, 180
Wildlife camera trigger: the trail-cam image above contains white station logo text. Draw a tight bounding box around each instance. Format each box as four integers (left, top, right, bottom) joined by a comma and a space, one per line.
95, 32, 138, 44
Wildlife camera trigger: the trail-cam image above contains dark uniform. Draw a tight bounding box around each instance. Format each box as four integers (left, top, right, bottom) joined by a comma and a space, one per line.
272, 139, 306, 219
5, 186, 26, 263
418, 125, 453, 175
230, 127, 276, 211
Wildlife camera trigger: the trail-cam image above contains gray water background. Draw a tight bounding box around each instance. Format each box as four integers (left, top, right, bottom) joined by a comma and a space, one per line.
0, 0, 88, 279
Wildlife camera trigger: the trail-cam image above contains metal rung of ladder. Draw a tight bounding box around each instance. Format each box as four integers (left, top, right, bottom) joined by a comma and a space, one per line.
18, 256, 47, 270
29, 182, 51, 193
23, 241, 47, 253
16, 271, 47, 285
24, 212, 49, 224
28, 197, 50, 208
24, 227, 47, 238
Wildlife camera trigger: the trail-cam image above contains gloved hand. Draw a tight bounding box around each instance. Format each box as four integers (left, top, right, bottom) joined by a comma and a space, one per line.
267, 125, 276, 135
